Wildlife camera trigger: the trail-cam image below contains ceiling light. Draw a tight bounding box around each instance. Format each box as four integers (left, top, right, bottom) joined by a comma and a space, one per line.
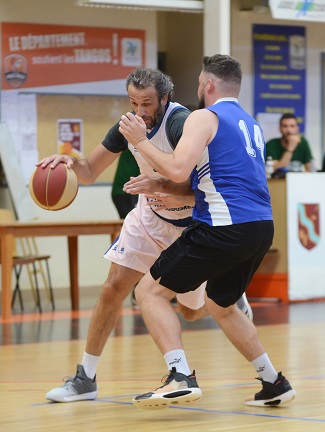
76, 0, 204, 13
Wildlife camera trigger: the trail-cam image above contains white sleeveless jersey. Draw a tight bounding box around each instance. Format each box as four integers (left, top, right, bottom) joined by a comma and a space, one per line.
128, 102, 193, 224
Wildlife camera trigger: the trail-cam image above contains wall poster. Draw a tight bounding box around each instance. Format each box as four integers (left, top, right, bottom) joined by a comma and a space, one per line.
57, 119, 83, 158
253, 24, 306, 133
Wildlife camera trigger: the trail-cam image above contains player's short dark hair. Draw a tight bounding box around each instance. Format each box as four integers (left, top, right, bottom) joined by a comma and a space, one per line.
126, 67, 174, 101
202, 54, 242, 87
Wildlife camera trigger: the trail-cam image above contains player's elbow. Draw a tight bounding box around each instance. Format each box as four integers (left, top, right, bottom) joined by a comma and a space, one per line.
77, 173, 97, 186
169, 169, 191, 183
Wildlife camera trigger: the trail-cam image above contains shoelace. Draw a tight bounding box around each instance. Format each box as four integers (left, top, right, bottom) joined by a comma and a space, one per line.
154, 370, 174, 390
161, 372, 172, 384
62, 374, 78, 384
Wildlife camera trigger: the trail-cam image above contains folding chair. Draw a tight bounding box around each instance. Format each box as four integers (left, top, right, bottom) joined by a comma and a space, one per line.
0, 208, 54, 312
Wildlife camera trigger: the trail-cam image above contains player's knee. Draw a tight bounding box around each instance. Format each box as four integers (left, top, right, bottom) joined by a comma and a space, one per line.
135, 278, 170, 307
182, 309, 198, 321
208, 301, 237, 320
101, 278, 130, 303
134, 281, 150, 305
179, 304, 206, 322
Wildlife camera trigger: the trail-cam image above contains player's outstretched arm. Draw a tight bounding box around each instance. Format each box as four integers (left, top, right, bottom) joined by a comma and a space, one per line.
36, 144, 119, 185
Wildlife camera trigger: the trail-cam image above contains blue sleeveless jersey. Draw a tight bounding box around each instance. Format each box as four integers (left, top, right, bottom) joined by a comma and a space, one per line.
190, 99, 273, 226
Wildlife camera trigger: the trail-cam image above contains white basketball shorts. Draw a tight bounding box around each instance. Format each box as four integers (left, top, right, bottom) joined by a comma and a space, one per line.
103, 203, 205, 310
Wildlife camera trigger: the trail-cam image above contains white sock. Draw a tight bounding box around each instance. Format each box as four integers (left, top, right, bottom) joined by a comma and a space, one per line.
251, 353, 278, 383
163, 349, 191, 376
81, 352, 101, 379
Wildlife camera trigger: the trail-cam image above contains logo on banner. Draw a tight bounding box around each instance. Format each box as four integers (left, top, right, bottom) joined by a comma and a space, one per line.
3, 54, 28, 88
121, 38, 142, 66
297, 203, 320, 250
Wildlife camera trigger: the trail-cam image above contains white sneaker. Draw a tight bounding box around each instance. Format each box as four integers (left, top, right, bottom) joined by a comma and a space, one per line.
236, 292, 253, 321
46, 364, 98, 403
133, 367, 202, 410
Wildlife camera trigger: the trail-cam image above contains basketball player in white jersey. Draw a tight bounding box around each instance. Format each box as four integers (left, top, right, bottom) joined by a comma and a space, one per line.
39, 67, 252, 403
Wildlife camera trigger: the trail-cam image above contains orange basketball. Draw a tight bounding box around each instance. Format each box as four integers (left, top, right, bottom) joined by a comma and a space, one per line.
29, 163, 78, 211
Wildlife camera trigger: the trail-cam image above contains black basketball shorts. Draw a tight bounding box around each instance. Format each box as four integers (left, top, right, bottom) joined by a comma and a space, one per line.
150, 220, 274, 307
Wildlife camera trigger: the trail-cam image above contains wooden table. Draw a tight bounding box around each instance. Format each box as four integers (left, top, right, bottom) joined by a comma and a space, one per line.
0, 220, 123, 320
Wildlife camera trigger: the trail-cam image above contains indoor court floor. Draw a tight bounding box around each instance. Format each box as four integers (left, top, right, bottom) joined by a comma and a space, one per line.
1, 291, 325, 432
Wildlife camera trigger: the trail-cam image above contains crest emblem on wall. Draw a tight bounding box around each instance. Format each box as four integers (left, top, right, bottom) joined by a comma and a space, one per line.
297, 203, 320, 250
3, 54, 28, 88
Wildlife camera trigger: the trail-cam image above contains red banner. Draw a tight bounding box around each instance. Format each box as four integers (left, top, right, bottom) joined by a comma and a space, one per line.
1, 22, 145, 90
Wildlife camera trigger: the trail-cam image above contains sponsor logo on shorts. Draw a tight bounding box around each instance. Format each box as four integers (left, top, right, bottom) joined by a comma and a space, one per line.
111, 243, 125, 254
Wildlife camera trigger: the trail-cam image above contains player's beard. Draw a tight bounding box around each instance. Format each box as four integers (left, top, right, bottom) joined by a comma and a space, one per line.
142, 103, 165, 130
197, 93, 206, 110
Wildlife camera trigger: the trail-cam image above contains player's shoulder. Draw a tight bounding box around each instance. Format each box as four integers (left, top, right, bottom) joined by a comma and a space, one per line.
187, 108, 216, 124
168, 106, 191, 122
166, 106, 191, 133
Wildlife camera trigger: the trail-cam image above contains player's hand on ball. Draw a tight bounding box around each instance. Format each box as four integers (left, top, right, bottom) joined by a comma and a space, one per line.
37, 154, 76, 170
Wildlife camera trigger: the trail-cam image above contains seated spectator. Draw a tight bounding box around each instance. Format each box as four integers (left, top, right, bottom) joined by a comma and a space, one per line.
266, 113, 313, 172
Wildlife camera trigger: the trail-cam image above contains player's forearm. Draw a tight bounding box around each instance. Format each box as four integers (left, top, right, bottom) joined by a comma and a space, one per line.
136, 139, 189, 182
156, 178, 193, 197
72, 158, 97, 185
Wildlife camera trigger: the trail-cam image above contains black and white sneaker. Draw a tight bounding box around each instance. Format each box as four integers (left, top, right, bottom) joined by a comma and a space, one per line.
245, 372, 296, 406
46, 364, 98, 402
133, 367, 202, 410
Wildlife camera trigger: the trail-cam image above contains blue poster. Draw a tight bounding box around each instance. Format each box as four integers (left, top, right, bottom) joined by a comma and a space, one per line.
253, 24, 306, 132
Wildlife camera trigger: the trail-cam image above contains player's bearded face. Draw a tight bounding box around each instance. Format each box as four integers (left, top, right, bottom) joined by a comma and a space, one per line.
128, 84, 167, 130
141, 102, 165, 129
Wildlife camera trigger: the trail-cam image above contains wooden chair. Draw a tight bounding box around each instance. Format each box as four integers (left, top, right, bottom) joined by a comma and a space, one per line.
0, 209, 54, 312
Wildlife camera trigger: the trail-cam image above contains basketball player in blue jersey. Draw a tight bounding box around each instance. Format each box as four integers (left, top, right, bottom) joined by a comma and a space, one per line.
39, 67, 252, 403
119, 55, 296, 409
